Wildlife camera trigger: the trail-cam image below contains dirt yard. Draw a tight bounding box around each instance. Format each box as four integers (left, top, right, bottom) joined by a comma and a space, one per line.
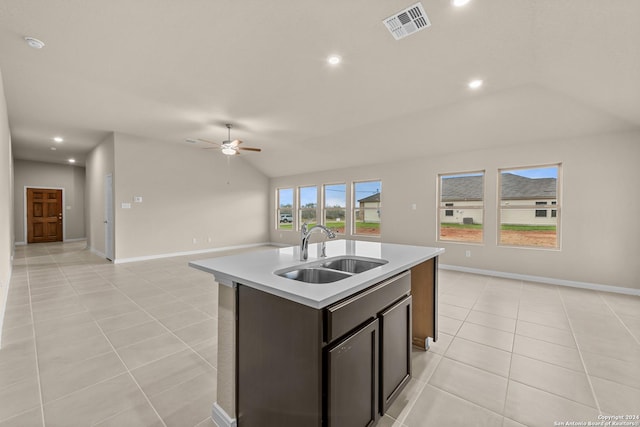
440, 227, 557, 248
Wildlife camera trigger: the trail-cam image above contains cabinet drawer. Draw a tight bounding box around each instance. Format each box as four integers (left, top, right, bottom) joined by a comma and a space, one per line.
325, 271, 411, 343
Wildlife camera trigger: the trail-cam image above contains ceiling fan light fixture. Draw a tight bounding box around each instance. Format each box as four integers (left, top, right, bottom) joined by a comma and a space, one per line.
221, 146, 236, 156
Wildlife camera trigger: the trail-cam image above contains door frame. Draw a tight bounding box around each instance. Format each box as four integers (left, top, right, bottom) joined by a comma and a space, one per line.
104, 174, 114, 261
23, 186, 66, 244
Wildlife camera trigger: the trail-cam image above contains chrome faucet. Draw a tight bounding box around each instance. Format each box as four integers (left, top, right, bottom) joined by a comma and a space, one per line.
300, 223, 336, 261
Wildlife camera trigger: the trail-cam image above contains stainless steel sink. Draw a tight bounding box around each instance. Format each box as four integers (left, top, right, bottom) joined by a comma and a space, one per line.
320, 257, 388, 273
278, 268, 351, 284
275, 256, 388, 284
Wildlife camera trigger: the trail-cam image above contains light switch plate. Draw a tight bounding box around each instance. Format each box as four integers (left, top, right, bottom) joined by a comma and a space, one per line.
121, 202, 131, 209
134, 196, 143, 203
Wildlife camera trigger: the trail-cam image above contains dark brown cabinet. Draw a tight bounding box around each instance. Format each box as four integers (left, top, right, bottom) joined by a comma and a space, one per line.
380, 295, 412, 413
327, 318, 379, 427
237, 269, 419, 427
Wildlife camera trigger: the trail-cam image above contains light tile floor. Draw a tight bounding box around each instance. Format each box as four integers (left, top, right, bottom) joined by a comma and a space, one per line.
1, 241, 639, 427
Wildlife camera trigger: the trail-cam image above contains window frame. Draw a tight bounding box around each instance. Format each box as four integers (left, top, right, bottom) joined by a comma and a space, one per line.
437, 170, 485, 244
497, 163, 562, 250
322, 183, 347, 235
297, 185, 319, 231
352, 179, 382, 237
276, 187, 295, 230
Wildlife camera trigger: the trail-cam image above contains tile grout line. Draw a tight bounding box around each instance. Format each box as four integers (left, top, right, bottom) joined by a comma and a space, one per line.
557, 287, 602, 415
92, 269, 218, 371
54, 258, 169, 427
500, 279, 523, 425
25, 251, 48, 427
598, 292, 640, 346
390, 274, 487, 425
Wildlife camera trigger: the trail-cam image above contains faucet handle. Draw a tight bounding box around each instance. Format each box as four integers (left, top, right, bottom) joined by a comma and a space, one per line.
301, 222, 308, 234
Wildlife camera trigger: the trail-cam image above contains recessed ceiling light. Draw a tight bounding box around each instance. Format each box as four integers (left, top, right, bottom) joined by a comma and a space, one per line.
50, 147, 57, 151
24, 37, 45, 49
53, 136, 63, 143
327, 55, 341, 66
452, 0, 471, 7
468, 79, 483, 89
68, 158, 76, 164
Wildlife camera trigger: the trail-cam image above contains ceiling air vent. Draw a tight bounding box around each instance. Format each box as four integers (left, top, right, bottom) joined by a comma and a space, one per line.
383, 2, 431, 40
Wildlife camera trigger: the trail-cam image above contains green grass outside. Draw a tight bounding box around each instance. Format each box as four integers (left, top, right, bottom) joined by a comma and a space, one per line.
279, 220, 380, 232
500, 224, 556, 232
440, 222, 483, 230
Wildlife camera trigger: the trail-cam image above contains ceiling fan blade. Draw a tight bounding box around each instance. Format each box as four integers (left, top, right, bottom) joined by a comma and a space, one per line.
238, 147, 262, 152
197, 138, 220, 146
202, 147, 218, 150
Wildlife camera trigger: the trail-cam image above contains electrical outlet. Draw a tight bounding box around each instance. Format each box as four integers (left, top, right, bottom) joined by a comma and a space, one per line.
207, 236, 212, 243
192, 238, 197, 244
465, 250, 471, 258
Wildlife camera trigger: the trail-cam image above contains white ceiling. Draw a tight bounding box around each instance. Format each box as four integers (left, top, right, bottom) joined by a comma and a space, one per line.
1, 0, 638, 177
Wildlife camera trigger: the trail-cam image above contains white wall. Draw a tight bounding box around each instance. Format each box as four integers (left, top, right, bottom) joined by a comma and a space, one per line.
270, 131, 640, 291
112, 133, 270, 260
0, 68, 14, 345
85, 133, 115, 258
13, 160, 86, 243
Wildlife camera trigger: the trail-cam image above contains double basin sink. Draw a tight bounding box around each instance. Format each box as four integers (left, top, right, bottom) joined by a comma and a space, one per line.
275, 256, 388, 284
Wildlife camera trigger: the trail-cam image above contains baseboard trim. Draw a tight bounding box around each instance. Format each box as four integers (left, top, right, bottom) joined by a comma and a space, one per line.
89, 247, 106, 259
113, 242, 272, 264
439, 264, 640, 296
14, 241, 25, 246
211, 402, 236, 427
63, 237, 87, 243
0, 264, 13, 349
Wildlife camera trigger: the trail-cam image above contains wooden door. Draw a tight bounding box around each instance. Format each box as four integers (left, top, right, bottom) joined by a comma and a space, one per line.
27, 188, 63, 243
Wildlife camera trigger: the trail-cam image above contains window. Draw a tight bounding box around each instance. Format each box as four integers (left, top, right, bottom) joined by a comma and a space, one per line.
535, 201, 548, 218
438, 171, 484, 243
298, 186, 318, 229
445, 203, 454, 217
353, 180, 381, 236
323, 183, 346, 233
277, 188, 293, 230
499, 164, 560, 248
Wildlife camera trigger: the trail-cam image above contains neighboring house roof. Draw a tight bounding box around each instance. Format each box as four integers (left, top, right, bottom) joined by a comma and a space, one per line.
441, 175, 484, 202
358, 192, 380, 203
441, 173, 556, 201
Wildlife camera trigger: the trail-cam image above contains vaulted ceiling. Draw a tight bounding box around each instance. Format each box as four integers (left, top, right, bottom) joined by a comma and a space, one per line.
1, 0, 638, 177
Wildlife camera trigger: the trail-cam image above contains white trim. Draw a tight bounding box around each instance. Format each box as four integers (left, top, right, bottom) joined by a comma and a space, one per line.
23, 186, 66, 243
64, 237, 87, 243
14, 241, 26, 246
439, 264, 640, 296
212, 402, 236, 427
89, 246, 106, 259
268, 241, 291, 248
0, 264, 13, 349
112, 242, 272, 264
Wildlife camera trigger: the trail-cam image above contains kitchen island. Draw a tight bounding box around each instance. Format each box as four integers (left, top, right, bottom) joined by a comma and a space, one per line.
190, 239, 444, 427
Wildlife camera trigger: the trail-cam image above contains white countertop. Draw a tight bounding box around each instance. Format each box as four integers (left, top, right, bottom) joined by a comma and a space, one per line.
189, 240, 444, 308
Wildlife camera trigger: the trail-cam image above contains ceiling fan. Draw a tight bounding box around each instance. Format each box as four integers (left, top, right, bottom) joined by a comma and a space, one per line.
190, 124, 262, 156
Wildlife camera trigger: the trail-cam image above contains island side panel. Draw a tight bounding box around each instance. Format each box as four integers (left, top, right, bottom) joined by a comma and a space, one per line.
216, 284, 237, 420
237, 284, 324, 427
410, 257, 438, 349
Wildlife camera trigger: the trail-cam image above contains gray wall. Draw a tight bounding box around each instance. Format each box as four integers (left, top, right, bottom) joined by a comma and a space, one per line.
270, 131, 640, 291
85, 132, 270, 261
0, 67, 14, 343
13, 160, 86, 243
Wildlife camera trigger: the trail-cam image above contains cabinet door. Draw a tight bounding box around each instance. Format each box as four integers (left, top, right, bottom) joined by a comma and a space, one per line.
327, 318, 379, 427
380, 295, 412, 413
